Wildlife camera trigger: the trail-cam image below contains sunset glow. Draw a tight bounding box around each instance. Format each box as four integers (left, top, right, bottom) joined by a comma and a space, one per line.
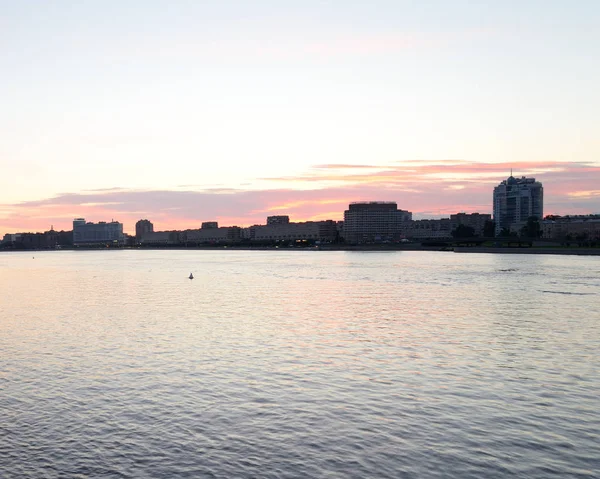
1, 1, 599, 234
2, 160, 599, 234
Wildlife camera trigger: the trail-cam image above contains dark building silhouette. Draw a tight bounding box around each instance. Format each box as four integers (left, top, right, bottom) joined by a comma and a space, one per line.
267, 215, 290, 225
1, 227, 72, 250
450, 213, 492, 237
135, 219, 154, 240
343, 202, 412, 244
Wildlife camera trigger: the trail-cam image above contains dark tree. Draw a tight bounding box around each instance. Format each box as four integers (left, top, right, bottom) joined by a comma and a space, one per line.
451, 224, 476, 238
483, 220, 495, 237
499, 227, 516, 237
521, 216, 542, 239
575, 232, 589, 247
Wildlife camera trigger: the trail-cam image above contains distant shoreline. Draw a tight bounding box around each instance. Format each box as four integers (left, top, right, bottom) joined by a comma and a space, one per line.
3, 245, 600, 256
453, 246, 600, 256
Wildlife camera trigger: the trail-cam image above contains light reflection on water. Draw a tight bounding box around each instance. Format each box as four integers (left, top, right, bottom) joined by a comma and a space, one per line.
1, 250, 599, 478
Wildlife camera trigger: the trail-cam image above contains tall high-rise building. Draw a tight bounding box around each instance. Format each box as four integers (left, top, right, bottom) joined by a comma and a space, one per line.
343, 202, 412, 244
135, 219, 154, 240
493, 175, 543, 236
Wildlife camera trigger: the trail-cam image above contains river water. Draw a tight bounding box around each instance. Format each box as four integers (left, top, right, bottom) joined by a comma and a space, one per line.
1, 250, 599, 478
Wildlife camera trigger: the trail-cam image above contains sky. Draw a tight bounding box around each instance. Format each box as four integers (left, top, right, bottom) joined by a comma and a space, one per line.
1, 1, 599, 234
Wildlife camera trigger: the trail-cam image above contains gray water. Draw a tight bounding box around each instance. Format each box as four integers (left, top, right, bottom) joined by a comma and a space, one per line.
1, 250, 599, 478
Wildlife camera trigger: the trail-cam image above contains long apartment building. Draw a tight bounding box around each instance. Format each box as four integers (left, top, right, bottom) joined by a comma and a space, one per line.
407, 213, 492, 240
409, 219, 452, 239
73, 218, 124, 245
139, 231, 181, 245
450, 213, 492, 236
542, 215, 600, 240
245, 220, 338, 242
140, 221, 242, 245
137, 217, 339, 245
184, 224, 242, 244
343, 202, 412, 244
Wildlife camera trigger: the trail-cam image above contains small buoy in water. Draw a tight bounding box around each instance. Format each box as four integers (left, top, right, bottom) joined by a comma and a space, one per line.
189, 273, 194, 279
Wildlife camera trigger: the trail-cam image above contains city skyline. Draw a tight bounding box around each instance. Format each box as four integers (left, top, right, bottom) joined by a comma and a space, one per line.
2, 163, 599, 235
2, 2, 600, 234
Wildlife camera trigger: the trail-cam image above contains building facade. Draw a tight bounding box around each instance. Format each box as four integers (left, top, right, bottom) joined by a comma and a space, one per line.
409, 219, 452, 240
450, 213, 492, 237
493, 176, 543, 236
542, 215, 600, 241
266, 216, 290, 226
184, 226, 242, 244
201, 221, 219, 229
73, 218, 124, 245
140, 231, 181, 245
1, 230, 58, 249
245, 220, 337, 243
2, 233, 22, 244
343, 202, 412, 244
135, 219, 154, 240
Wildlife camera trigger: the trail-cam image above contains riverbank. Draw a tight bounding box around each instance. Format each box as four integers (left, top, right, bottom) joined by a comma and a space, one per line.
454, 246, 600, 255
3, 244, 600, 255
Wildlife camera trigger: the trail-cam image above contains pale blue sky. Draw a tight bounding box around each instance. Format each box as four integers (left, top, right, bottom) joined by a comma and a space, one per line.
1, 1, 599, 230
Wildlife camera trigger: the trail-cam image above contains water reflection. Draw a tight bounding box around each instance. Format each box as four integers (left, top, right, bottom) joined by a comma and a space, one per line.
1, 250, 599, 478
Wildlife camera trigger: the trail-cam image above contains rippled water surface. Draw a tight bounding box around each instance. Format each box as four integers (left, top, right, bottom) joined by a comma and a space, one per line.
1, 250, 599, 478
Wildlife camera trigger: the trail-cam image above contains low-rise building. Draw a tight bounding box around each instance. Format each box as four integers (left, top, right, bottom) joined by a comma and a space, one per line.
184, 226, 242, 244
2, 233, 22, 244
542, 215, 600, 240
246, 220, 337, 243
1, 228, 70, 249
450, 213, 492, 237
140, 231, 181, 245
409, 219, 452, 240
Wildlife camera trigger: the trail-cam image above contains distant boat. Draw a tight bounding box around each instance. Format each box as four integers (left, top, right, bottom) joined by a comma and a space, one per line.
189, 273, 194, 280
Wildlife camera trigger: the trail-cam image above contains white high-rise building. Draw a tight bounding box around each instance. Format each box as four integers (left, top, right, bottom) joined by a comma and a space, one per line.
493, 176, 543, 236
